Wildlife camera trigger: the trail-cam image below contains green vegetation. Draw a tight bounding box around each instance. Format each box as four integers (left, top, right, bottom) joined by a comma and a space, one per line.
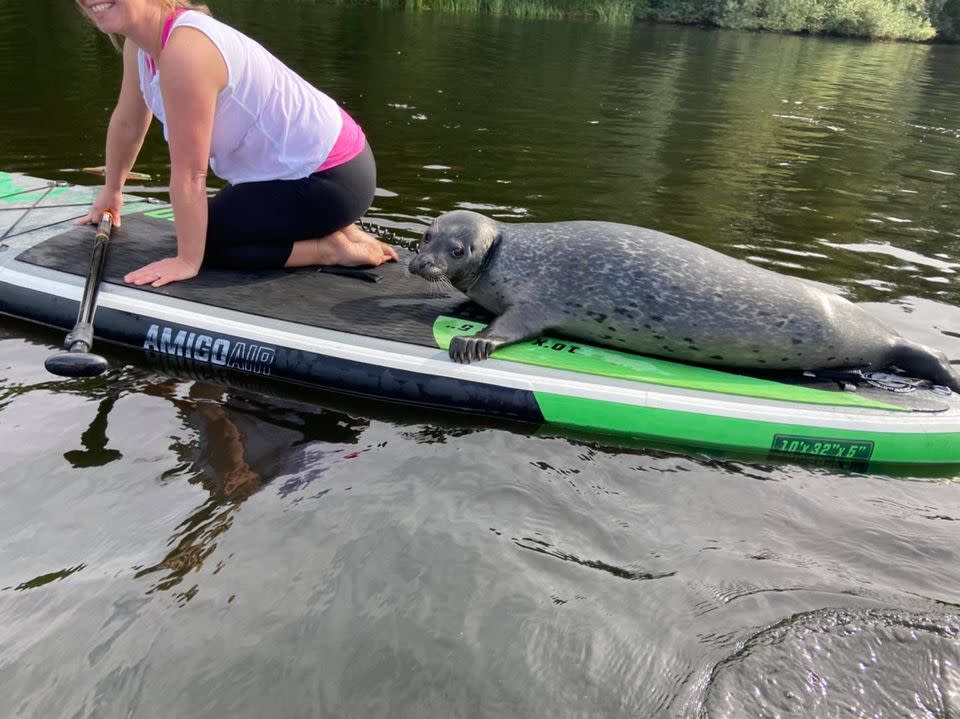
344, 0, 960, 40
350, 0, 636, 21
672, 0, 935, 40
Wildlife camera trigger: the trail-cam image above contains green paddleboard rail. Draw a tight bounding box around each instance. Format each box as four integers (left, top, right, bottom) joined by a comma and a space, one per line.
432, 316, 960, 465
431, 316, 904, 412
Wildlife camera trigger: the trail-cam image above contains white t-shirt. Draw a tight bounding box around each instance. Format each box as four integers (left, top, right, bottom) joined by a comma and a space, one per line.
138, 11, 343, 185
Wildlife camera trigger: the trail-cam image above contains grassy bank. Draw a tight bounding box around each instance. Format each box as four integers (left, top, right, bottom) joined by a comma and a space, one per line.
343, 0, 960, 40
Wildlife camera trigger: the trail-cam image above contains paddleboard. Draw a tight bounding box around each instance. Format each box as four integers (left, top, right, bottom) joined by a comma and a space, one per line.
1, 171, 958, 470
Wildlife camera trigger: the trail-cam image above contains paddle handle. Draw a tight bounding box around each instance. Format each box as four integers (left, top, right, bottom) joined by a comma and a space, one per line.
95, 211, 114, 243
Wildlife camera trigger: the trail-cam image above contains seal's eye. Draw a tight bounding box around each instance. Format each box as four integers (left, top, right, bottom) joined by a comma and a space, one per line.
452, 246, 465, 258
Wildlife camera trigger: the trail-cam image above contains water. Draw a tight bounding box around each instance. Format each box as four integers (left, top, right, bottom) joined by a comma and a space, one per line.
2, 2, 960, 717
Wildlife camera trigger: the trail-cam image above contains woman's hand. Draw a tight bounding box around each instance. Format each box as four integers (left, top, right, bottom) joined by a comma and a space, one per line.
124, 256, 200, 287
76, 187, 124, 227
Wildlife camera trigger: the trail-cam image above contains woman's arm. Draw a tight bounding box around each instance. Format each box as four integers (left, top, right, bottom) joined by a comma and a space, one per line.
78, 40, 153, 228
123, 27, 227, 287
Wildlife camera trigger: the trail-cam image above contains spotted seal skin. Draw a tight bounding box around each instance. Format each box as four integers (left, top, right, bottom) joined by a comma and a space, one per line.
408, 210, 960, 391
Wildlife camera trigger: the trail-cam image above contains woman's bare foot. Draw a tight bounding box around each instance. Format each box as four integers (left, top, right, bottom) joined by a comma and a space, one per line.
285, 226, 397, 268
343, 223, 399, 262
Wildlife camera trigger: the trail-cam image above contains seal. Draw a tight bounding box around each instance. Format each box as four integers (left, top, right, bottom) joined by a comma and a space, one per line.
408, 210, 960, 391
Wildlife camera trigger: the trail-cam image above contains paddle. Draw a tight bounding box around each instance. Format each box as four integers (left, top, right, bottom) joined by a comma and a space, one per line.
80, 166, 153, 182
44, 211, 115, 377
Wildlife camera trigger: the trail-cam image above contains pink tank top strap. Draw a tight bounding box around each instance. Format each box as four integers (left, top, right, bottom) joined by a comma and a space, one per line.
162, 8, 188, 48
146, 8, 188, 77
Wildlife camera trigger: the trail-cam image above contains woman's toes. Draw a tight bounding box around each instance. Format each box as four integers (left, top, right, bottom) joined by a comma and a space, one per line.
345, 224, 398, 262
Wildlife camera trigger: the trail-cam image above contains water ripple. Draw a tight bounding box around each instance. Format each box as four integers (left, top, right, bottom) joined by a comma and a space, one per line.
695, 607, 960, 718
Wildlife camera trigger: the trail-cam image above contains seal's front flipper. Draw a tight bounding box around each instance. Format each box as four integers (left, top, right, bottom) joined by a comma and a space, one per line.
449, 310, 542, 364
888, 339, 960, 392
450, 334, 502, 363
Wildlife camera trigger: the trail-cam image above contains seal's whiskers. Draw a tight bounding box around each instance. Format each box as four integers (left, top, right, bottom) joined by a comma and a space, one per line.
429, 277, 456, 298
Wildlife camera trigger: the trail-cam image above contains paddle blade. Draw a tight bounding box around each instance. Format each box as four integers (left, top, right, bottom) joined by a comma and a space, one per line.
80, 166, 153, 181
44, 351, 109, 378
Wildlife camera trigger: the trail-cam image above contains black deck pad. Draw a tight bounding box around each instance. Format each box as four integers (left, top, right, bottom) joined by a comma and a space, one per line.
16, 213, 491, 348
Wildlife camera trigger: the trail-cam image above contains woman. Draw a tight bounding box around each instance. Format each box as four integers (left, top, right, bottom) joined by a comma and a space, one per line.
76, 0, 398, 287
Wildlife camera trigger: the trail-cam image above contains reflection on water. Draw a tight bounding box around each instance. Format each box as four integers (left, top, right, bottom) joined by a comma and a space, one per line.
125, 377, 371, 602
1, 1, 960, 717
63, 394, 123, 468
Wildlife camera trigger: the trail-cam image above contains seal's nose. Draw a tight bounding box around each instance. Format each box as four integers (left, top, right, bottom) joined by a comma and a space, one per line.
409, 255, 432, 276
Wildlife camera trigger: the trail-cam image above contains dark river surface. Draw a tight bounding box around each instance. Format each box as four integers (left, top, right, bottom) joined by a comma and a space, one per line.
2, 2, 960, 717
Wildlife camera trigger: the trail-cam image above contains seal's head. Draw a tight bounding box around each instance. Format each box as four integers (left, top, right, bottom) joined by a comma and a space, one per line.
409, 210, 501, 293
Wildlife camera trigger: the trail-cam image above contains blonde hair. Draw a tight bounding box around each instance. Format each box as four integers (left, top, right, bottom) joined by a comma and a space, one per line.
155, 0, 212, 13
77, 1, 213, 51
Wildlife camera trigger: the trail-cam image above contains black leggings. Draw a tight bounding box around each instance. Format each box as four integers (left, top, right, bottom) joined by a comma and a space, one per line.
204, 142, 376, 269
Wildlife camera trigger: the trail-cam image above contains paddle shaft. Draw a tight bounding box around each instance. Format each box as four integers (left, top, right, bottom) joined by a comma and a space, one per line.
65, 211, 113, 352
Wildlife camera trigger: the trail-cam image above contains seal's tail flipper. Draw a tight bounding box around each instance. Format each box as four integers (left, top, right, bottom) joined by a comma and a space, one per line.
887, 339, 960, 392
